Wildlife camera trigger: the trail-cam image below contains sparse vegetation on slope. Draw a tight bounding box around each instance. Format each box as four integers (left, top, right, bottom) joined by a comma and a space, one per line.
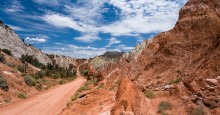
0, 75, 9, 91
158, 101, 172, 114
189, 106, 206, 115
2, 49, 12, 56
0, 53, 5, 63
17, 93, 26, 99
24, 76, 35, 87
144, 90, 155, 99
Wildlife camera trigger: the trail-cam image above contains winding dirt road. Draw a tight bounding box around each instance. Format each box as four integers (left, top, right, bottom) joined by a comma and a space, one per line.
0, 64, 86, 115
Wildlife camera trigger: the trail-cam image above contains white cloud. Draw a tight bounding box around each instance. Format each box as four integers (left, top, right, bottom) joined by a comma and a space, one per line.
41, 0, 187, 39
43, 43, 107, 58
74, 33, 101, 43
8, 25, 27, 31
25, 37, 47, 43
5, 0, 25, 13
106, 37, 121, 47
42, 43, 134, 58
42, 14, 98, 33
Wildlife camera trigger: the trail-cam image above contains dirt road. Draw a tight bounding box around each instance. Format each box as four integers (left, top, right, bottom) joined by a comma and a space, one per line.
0, 64, 86, 115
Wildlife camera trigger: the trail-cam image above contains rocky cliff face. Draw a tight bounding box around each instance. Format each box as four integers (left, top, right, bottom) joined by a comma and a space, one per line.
48, 54, 86, 69
100, 0, 220, 114
89, 51, 124, 70
0, 23, 85, 68
120, 0, 219, 113
0, 23, 51, 64
123, 39, 152, 60
59, 0, 220, 114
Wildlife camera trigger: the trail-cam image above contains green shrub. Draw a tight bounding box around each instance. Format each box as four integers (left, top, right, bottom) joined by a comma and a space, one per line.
35, 84, 42, 91
33, 71, 46, 79
17, 93, 26, 99
81, 70, 89, 77
84, 80, 94, 86
79, 85, 89, 91
189, 106, 206, 115
158, 101, 172, 113
98, 84, 104, 89
66, 100, 72, 108
0, 76, 9, 91
17, 66, 26, 73
144, 90, 155, 99
24, 76, 35, 87
109, 85, 116, 91
71, 92, 80, 101
20, 54, 44, 68
2, 49, 12, 56
168, 77, 182, 84
0, 54, 5, 63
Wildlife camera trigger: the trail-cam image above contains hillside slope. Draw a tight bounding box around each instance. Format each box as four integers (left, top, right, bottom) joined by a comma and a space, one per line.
0, 22, 51, 64
61, 0, 220, 114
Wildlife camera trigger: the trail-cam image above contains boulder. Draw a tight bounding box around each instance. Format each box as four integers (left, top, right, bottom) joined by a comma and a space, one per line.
164, 84, 174, 89
205, 79, 218, 86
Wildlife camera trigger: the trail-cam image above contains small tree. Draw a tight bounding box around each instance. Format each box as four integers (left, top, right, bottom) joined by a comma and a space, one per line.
0, 75, 9, 91
0, 54, 5, 63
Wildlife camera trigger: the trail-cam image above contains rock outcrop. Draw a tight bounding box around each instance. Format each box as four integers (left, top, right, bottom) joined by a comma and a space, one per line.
48, 54, 86, 69
99, 0, 220, 114
123, 39, 152, 60
0, 23, 51, 64
89, 51, 124, 70
111, 78, 152, 115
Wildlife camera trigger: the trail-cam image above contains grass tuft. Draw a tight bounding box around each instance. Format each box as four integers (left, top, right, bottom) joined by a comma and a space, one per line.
144, 90, 155, 99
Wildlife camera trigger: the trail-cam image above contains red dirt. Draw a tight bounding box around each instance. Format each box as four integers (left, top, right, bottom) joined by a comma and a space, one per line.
0, 65, 86, 115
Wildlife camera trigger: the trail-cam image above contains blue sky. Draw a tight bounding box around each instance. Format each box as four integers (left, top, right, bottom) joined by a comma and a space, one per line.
0, 0, 187, 58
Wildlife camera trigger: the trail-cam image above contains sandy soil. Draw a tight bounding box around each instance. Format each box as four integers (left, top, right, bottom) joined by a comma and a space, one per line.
0, 64, 86, 115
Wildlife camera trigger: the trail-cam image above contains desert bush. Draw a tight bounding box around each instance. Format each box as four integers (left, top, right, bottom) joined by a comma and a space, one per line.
144, 90, 155, 99
17, 65, 26, 73
189, 106, 205, 115
35, 84, 42, 91
36, 70, 45, 78
71, 92, 80, 101
109, 85, 116, 91
79, 85, 89, 91
17, 93, 26, 99
158, 101, 172, 113
20, 54, 44, 68
0, 76, 9, 91
168, 77, 182, 84
84, 80, 94, 86
24, 76, 35, 87
66, 100, 72, 108
81, 70, 89, 77
33, 70, 46, 79
2, 49, 12, 56
0, 54, 5, 63
98, 83, 104, 89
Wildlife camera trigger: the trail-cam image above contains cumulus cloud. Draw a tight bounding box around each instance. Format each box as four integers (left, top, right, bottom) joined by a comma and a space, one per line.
41, 0, 187, 40
42, 43, 106, 58
74, 34, 101, 43
106, 37, 121, 47
42, 43, 134, 58
25, 37, 47, 44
